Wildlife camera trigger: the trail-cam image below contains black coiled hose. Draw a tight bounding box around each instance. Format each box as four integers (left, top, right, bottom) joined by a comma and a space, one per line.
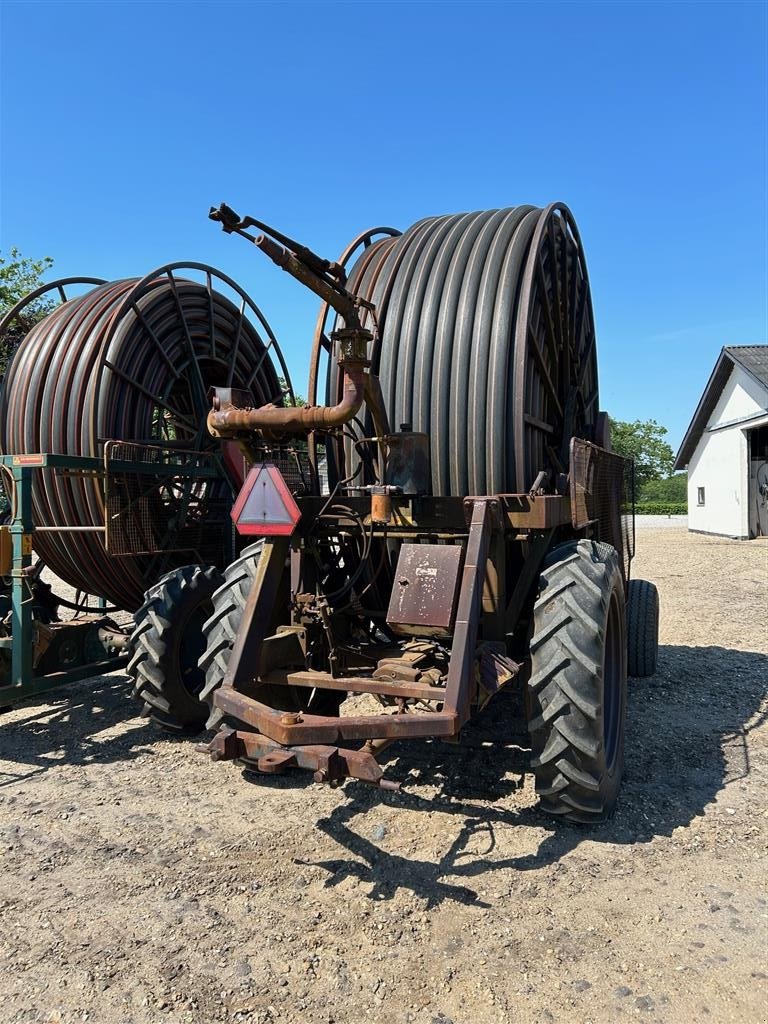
0, 266, 291, 610
321, 204, 600, 496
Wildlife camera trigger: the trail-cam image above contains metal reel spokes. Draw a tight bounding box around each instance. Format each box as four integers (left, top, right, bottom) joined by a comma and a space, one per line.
97, 262, 295, 454
513, 204, 599, 491
0, 263, 294, 610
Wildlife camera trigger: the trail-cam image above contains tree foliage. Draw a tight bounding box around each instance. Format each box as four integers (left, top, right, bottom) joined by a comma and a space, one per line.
609, 417, 675, 488
0, 248, 54, 310
635, 501, 687, 516
0, 248, 54, 376
639, 472, 687, 505
279, 377, 306, 407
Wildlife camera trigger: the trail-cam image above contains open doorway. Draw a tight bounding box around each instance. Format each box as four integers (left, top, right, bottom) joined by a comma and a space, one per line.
747, 423, 768, 538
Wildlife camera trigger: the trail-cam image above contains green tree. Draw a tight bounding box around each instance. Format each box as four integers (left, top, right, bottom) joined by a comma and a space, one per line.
279, 376, 306, 407
0, 248, 54, 375
609, 418, 675, 488
639, 472, 687, 505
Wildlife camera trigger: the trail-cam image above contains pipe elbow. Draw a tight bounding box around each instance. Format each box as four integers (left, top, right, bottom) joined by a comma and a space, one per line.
208, 364, 366, 438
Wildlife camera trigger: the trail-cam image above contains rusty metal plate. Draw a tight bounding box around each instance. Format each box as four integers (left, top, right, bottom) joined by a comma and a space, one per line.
386, 543, 463, 637
503, 494, 571, 529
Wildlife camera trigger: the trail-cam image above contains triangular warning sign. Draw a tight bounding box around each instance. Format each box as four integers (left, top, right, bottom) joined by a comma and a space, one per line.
231, 463, 301, 536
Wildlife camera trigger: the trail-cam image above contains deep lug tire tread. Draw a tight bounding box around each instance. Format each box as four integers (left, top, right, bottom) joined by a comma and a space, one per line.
627, 578, 660, 677
128, 564, 223, 732
528, 539, 628, 823
199, 542, 265, 730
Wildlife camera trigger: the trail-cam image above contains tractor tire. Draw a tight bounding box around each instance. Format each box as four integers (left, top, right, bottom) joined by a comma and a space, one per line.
528, 539, 628, 823
627, 578, 659, 677
199, 542, 341, 733
199, 541, 264, 730
128, 564, 224, 733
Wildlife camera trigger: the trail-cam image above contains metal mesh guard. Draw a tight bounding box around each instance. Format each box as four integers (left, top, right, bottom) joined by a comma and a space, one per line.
252, 444, 313, 497
570, 437, 635, 580
104, 442, 229, 559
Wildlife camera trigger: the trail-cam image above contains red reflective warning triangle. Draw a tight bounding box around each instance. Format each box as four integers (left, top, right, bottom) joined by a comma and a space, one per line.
231, 463, 301, 536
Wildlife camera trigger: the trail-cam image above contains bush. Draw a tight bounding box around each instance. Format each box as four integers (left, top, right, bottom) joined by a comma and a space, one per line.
634, 502, 687, 516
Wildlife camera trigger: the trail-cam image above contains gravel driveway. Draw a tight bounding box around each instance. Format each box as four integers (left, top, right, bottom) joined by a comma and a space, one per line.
0, 529, 765, 1024
635, 515, 688, 529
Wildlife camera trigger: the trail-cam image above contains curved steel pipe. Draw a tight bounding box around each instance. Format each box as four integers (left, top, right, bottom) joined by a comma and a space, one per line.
208, 362, 367, 438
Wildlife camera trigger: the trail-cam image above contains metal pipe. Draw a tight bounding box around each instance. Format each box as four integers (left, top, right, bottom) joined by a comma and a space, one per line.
254, 235, 360, 321
208, 362, 367, 438
32, 526, 106, 532
208, 211, 379, 443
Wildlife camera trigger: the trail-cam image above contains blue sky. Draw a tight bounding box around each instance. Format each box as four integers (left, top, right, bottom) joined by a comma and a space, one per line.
1, 0, 765, 453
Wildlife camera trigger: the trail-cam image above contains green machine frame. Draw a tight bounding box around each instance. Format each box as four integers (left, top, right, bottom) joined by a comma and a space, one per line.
0, 451, 224, 709
0, 454, 121, 707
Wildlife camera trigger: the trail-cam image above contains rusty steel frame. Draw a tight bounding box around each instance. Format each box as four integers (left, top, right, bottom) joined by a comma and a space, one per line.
207, 494, 568, 788
207, 728, 398, 789
201, 204, 612, 790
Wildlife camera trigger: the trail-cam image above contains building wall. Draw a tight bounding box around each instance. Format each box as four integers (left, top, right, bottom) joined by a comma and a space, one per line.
687, 365, 768, 537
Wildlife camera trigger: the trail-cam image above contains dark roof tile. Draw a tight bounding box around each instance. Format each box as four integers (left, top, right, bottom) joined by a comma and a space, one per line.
674, 345, 768, 469
725, 345, 768, 389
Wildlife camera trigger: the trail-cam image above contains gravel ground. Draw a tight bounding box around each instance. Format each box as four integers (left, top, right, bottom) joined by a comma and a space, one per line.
0, 529, 766, 1024
635, 515, 688, 529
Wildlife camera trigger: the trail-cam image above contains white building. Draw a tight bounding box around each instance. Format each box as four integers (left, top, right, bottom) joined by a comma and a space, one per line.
674, 346, 768, 539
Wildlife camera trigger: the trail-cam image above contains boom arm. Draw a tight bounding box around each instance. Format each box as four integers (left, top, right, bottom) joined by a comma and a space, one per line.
207, 203, 380, 440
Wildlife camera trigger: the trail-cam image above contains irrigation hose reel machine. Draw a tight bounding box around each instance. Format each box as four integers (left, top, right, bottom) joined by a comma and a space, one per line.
198, 202, 657, 823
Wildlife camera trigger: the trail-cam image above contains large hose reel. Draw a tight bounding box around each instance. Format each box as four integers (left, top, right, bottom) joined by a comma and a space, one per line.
0, 265, 293, 610
315, 204, 600, 496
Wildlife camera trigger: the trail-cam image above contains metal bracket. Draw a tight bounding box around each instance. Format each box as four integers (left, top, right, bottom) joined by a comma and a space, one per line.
463, 496, 503, 530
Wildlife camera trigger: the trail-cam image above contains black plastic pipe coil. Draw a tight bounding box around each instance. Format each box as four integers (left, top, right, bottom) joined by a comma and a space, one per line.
0, 273, 284, 610
326, 204, 600, 497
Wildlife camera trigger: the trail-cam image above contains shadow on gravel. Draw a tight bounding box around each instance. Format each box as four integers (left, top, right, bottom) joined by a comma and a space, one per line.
0, 674, 161, 786
307, 644, 768, 907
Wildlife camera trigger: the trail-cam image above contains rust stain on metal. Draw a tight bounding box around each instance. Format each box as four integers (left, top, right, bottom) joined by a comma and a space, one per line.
386, 543, 463, 637
370, 490, 392, 524
204, 728, 400, 789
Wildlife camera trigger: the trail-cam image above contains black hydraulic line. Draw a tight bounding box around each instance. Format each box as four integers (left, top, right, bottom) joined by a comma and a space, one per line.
470, 207, 535, 493
489, 209, 540, 491
449, 209, 510, 495
396, 214, 466, 445
378, 218, 443, 432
